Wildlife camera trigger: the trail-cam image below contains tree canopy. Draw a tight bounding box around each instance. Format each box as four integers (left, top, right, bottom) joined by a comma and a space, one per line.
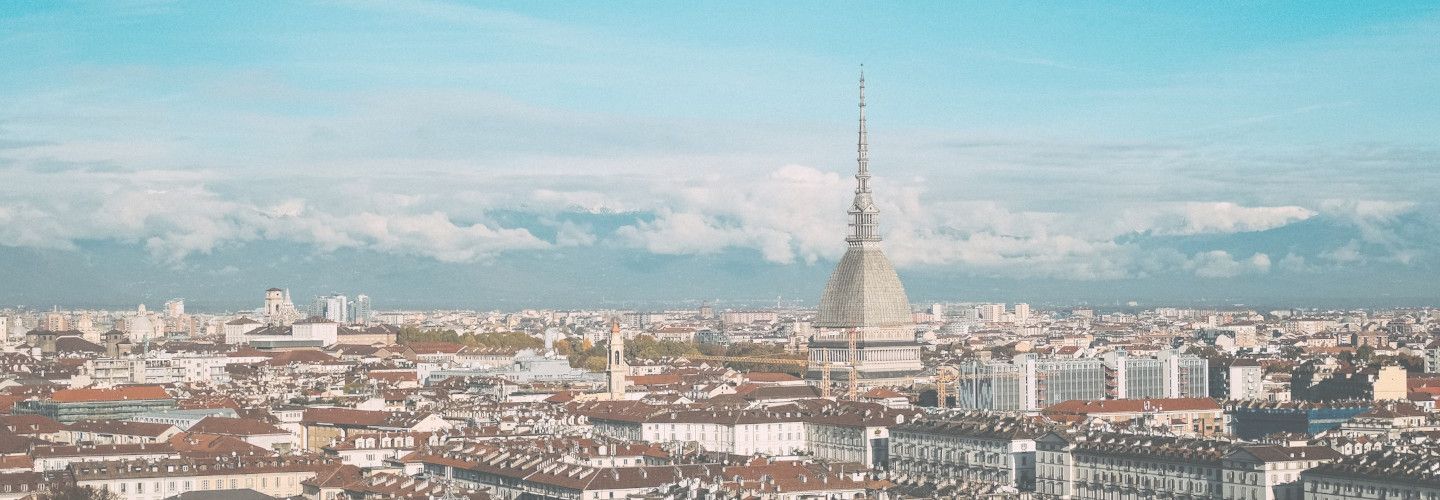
396, 327, 544, 350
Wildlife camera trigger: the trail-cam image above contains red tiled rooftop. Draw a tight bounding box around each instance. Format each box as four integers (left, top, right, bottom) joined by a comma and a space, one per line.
50, 385, 170, 403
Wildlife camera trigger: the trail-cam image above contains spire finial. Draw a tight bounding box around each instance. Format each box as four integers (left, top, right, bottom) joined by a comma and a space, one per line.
857, 65, 868, 180
846, 67, 880, 245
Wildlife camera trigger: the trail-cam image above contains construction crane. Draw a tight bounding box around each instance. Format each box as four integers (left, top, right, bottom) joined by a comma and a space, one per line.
935, 366, 959, 409
687, 354, 856, 400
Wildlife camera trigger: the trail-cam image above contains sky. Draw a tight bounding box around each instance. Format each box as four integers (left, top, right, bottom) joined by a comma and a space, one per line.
1, 1, 1438, 311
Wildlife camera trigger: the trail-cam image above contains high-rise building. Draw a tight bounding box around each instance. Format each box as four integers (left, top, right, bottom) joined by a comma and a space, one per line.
353, 294, 372, 325
1228, 359, 1264, 400
978, 304, 1007, 321
164, 299, 185, 318
313, 294, 349, 324
43, 309, 69, 332
1013, 303, 1031, 321
808, 71, 923, 385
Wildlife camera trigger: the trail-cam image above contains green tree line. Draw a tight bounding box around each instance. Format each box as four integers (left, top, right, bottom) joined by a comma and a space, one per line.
396, 327, 544, 350
562, 336, 804, 375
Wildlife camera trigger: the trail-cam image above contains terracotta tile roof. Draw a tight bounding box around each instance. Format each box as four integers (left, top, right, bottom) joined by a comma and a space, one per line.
303, 408, 439, 430
0, 454, 34, 470
0, 415, 65, 434
54, 336, 105, 353
1236, 445, 1343, 463
745, 372, 801, 383
304, 463, 364, 488
740, 385, 820, 401
0, 433, 36, 455
626, 373, 682, 386
303, 408, 388, 427
167, 433, 270, 456
862, 387, 905, 399
66, 420, 177, 437
188, 416, 287, 436
50, 385, 170, 403
31, 442, 175, 458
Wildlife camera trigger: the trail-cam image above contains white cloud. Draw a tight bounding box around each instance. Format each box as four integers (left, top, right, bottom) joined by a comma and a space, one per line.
606, 166, 1320, 280
0, 168, 551, 265
1186, 251, 1272, 278
1320, 240, 1366, 264
614, 165, 848, 265
0, 157, 1424, 281
1278, 252, 1312, 273
553, 220, 597, 247
1171, 202, 1315, 235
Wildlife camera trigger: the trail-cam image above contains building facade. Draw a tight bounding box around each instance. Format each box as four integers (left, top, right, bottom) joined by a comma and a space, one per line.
1302, 449, 1440, 500
13, 386, 177, 423
1035, 431, 1340, 500
949, 350, 1208, 412
890, 414, 1048, 491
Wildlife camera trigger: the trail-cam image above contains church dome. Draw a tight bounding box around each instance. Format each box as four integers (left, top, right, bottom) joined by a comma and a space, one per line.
814, 69, 912, 330
128, 314, 154, 341
816, 245, 912, 328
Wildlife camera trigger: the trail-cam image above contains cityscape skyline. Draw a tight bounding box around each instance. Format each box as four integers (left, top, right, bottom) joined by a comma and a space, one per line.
2, 2, 1438, 308
3, 5, 1440, 499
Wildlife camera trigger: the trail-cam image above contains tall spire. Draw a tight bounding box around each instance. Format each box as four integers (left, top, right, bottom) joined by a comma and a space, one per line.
847, 66, 880, 245
857, 66, 869, 183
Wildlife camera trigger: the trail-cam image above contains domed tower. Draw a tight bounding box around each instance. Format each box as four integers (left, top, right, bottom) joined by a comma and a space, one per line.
808, 70, 923, 386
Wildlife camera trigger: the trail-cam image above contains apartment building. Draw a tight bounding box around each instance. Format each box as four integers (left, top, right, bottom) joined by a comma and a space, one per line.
1302, 449, 1440, 500
70, 456, 333, 500
1035, 431, 1340, 500
890, 414, 1050, 491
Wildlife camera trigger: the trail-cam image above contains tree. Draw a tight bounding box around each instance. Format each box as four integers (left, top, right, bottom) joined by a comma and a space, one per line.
467, 331, 543, 350
555, 338, 576, 356
396, 327, 461, 345
567, 338, 607, 372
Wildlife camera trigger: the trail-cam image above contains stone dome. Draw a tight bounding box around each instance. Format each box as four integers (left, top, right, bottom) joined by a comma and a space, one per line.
815, 245, 913, 328
127, 314, 155, 341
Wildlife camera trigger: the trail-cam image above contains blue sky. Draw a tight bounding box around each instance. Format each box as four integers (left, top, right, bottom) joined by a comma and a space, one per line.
1, 1, 1438, 310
